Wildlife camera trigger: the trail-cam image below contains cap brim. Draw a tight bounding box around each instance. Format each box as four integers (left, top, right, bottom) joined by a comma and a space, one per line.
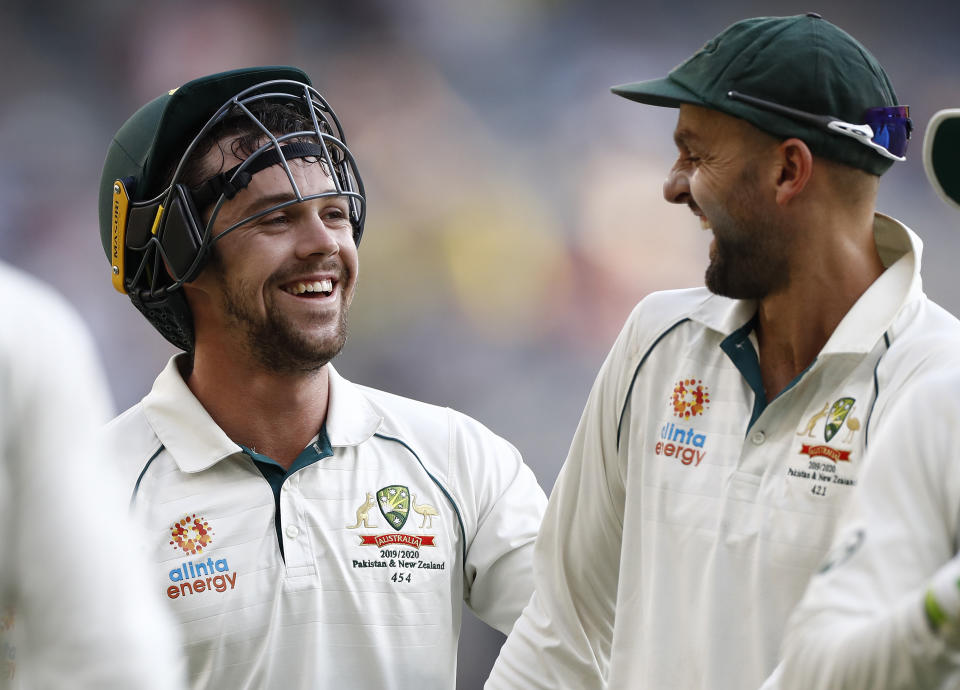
923, 108, 960, 211
611, 76, 708, 108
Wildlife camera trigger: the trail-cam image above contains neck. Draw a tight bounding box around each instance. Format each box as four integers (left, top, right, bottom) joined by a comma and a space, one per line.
186, 347, 331, 470
754, 213, 884, 400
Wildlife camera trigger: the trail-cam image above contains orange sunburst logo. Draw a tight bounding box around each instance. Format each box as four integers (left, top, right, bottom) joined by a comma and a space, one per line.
671, 379, 710, 418
169, 514, 215, 555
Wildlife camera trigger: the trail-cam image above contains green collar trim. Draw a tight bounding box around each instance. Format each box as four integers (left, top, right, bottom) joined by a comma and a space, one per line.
720, 314, 817, 432
720, 314, 766, 430
241, 425, 333, 559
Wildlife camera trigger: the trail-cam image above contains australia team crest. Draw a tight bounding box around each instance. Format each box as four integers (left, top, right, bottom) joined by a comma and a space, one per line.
377, 485, 410, 531
789, 395, 861, 497
349, 485, 439, 550
823, 397, 855, 442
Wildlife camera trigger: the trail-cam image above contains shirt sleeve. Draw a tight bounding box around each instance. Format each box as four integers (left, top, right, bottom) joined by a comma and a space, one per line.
0, 268, 185, 689
485, 311, 636, 689
455, 420, 548, 634
778, 375, 960, 689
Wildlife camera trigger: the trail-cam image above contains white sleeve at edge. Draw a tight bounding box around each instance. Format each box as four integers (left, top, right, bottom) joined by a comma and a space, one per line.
0, 272, 184, 690
485, 316, 633, 690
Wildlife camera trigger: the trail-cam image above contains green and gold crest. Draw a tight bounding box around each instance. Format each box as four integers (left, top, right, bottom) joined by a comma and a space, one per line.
824, 397, 855, 442
377, 485, 410, 531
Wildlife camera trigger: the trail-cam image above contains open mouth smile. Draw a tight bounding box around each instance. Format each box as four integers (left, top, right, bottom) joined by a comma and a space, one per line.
281, 278, 335, 297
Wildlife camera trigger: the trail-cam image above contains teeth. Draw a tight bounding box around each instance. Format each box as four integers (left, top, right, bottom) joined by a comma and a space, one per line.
285, 279, 334, 295
699, 216, 711, 230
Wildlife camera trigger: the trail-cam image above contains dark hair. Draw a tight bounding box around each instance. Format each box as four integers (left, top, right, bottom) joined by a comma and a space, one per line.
163, 100, 317, 195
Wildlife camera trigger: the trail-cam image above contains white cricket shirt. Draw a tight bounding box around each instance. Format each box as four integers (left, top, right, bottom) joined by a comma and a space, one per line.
779, 370, 960, 689
486, 214, 960, 690
104, 357, 546, 689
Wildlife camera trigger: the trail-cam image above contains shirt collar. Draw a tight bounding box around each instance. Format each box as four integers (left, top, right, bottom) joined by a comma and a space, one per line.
686, 213, 920, 354
821, 213, 920, 354
325, 365, 383, 447
142, 356, 382, 473
142, 355, 238, 473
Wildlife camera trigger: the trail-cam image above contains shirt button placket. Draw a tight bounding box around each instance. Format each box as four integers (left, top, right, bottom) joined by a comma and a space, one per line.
280, 477, 307, 569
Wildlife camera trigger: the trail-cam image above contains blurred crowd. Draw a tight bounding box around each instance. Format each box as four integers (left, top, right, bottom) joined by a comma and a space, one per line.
2, 0, 958, 686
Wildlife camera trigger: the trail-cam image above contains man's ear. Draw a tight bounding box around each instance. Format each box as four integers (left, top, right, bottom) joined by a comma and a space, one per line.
774, 138, 814, 205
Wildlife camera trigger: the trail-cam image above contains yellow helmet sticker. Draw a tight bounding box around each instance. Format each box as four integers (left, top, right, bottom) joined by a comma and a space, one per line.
110, 179, 130, 294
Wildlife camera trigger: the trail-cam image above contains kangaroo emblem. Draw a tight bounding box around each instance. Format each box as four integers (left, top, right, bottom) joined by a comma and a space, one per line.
410, 494, 440, 529
798, 401, 830, 438
346, 492, 378, 529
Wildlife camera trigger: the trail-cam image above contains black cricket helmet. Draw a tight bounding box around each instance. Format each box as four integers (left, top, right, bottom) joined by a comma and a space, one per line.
98, 66, 366, 350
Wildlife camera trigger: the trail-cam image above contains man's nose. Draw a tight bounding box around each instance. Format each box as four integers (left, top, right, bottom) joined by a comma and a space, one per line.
663, 163, 691, 205
296, 214, 341, 258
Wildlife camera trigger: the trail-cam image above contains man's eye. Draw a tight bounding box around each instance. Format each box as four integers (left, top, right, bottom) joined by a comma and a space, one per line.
263, 213, 290, 226
323, 207, 350, 224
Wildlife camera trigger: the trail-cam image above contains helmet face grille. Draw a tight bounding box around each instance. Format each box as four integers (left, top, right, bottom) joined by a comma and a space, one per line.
125, 78, 365, 296
117, 79, 366, 350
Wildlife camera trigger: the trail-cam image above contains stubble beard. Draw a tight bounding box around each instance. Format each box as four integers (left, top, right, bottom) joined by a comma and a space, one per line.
219, 270, 351, 376
703, 166, 792, 300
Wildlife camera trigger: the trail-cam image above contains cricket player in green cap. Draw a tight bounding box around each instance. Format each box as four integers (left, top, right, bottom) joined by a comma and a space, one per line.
487, 15, 960, 690
775, 110, 960, 689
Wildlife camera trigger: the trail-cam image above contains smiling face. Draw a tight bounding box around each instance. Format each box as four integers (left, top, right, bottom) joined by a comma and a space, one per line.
186, 145, 358, 374
663, 104, 793, 300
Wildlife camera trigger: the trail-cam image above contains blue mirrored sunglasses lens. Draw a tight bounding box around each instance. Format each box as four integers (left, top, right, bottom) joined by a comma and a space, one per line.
863, 106, 911, 157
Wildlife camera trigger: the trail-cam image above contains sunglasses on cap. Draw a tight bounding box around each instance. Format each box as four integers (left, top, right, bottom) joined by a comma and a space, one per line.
727, 91, 912, 161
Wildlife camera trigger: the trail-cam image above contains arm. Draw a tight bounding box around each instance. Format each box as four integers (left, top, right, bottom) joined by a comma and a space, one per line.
485, 314, 636, 689
778, 375, 960, 689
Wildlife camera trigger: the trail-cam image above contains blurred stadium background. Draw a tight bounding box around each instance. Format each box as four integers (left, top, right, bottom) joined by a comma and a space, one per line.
2, 0, 958, 686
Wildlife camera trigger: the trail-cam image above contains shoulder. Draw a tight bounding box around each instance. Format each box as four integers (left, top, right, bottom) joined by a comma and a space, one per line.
358, 384, 508, 455
0, 262, 96, 352
0, 263, 103, 384
629, 286, 714, 322
617, 287, 714, 355
590, 287, 716, 393
882, 296, 960, 379
354, 383, 523, 487
98, 402, 163, 490
0, 262, 113, 427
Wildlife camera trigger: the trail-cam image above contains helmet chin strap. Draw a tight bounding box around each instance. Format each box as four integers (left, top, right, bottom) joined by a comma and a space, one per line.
191, 141, 334, 210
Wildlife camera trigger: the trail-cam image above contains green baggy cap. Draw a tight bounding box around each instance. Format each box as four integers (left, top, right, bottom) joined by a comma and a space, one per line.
611, 14, 900, 176
924, 109, 960, 211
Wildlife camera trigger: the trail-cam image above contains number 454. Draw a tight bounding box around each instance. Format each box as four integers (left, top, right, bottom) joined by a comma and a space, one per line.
391, 572, 411, 583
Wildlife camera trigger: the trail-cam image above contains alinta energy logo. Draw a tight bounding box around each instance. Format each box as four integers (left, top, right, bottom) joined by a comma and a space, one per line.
166, 514, 237, 600
671, 378, 710, 419
655, 378, 711, 467
170, 514, 214, 555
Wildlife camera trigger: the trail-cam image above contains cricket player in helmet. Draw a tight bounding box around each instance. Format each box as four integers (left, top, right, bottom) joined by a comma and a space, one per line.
97, 66, 545, 689
100, 66, 364, 351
